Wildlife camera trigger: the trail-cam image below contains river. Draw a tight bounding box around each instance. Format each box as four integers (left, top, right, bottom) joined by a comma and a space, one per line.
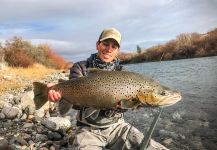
124, 56, 217, 150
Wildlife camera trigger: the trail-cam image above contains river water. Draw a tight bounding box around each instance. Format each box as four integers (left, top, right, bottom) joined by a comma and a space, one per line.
124, 56, 217, 150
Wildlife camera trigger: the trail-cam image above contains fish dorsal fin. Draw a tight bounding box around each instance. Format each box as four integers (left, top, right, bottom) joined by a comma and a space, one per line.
87, 68, 106, 74
58, 79, 67, 83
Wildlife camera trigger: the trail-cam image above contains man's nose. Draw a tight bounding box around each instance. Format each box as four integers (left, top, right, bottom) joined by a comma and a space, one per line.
105, 44, 114, 52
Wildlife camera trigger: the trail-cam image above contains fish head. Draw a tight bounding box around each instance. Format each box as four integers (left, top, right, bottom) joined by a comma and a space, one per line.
137, 84, 182, 107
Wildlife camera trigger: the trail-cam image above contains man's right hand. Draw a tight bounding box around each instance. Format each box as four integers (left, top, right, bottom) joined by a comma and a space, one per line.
47, 83, 61, 102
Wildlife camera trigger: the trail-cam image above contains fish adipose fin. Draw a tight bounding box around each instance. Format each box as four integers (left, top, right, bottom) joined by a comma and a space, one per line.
33, 82, 49, 110
58, 99, 73, 116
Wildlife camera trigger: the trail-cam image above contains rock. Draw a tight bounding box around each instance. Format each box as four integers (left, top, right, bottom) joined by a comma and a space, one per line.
35, 109, 45, 119
20, 133, 32, 141
49, 145, 56, 150
20, 91, 51, 111
35, 134, 48, 142
10, 143, 21, 150
14, 136, 28, 146
23, 122, 34, 128
163, 138, 173, 145
0, 98, 11, 109
0, 112, 5, 119
2, 106, 20, 119
20, 113, 27, 120
0, 137, 9, 150
42, 117, 71, 131
39, 147, 49, 150
47, 131, 62, 141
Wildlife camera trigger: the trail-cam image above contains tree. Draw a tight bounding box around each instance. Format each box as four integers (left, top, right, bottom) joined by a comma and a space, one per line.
136, 45, 142, 54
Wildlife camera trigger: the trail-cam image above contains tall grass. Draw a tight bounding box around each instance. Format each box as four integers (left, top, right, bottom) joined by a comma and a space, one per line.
0, 63, 57, 94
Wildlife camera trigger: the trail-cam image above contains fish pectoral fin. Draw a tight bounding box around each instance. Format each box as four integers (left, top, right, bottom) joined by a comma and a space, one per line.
83, 108, 100, 119
58, 98, 73, 116
120, 99, 141, 109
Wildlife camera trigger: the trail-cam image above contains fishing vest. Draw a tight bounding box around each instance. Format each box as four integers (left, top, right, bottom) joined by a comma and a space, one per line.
69, 53, 126, 128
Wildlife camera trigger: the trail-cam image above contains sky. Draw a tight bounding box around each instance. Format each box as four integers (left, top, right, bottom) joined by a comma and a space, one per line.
0, 0, 217, 62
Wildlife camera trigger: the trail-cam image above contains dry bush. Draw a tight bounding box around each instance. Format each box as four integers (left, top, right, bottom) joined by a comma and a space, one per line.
4, 49, 34, 67
2, 37, 68, 69
41, 44, 67, 69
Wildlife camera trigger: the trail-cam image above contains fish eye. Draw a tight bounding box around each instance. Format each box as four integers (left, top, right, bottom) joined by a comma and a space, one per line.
161, 91, 166, 96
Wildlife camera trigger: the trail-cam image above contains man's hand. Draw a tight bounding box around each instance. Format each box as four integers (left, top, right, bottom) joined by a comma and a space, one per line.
47, 83, 61, 102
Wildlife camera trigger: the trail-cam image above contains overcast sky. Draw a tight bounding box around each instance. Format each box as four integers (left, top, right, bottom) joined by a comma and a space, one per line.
0, 0, 217, 62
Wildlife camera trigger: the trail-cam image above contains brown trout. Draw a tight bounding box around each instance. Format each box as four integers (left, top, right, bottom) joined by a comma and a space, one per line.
33, 70, 181, 115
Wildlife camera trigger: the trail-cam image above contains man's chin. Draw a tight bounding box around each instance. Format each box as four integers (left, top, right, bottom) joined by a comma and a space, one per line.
102, 56, 112, 62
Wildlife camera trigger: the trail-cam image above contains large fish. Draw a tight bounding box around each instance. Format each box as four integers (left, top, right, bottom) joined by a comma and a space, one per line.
33, 70, 181, 115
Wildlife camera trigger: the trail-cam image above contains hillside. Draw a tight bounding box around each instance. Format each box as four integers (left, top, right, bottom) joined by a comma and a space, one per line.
119, 28, 217, 64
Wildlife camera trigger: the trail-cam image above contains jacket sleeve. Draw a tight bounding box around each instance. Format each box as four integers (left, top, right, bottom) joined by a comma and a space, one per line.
69, 61, 87, 79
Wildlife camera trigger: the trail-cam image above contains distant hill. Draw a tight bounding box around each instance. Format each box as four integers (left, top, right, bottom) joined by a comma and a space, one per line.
119, 28, 217, 64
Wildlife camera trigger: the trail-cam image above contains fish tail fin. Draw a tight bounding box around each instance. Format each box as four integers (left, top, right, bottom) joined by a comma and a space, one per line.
58, 99, 73, 116
33, 82, 49, 110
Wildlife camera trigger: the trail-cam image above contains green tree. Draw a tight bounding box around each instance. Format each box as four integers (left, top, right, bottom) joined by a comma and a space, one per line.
136, 45, 142, 54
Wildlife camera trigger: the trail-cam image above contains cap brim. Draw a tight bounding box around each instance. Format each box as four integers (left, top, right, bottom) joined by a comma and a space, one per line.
100, 36, 120, 46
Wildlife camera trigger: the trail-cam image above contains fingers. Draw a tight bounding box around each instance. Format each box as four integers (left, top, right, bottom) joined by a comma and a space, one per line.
48, 90, 61, 102
47, 83, 61, 102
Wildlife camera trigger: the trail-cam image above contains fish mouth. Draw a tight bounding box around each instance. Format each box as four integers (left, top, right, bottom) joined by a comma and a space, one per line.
159, 94, 182, 107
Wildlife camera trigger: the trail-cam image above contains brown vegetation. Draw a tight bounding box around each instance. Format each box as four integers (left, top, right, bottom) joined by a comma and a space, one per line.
120, 28, 217, 64
0, 63, 57, 94
1, 37, 70, 69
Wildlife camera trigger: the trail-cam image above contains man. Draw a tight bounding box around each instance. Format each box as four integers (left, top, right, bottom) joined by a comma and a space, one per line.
48, 28, 168, 150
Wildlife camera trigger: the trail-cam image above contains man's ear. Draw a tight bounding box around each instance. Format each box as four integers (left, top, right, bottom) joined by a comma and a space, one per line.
96, 41, 100, 50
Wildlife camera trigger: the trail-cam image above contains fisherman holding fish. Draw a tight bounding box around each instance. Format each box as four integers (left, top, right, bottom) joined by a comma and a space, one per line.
43, 28, 176, 150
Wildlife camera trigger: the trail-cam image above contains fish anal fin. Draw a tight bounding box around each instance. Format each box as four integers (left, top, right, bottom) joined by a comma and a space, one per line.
58, 98, 73, 116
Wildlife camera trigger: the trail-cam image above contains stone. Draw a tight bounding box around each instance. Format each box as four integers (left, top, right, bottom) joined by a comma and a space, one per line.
50, 132, 62, 141
20, 91, 50, 111
23, 123, 34, 128
0, 137, 9, 150
35, 134, 48, 142
15, 136, 28, 146
42, 117, 71, 131
35, 109, 45, 118
2, 106, 20, 119
163, 138, 173, 145
0, 112, 5, 119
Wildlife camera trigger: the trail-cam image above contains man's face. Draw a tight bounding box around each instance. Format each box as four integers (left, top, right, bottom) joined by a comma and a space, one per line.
96, 39, 119, 62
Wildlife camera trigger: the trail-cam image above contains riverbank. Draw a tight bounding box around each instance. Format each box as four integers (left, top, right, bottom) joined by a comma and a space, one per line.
0, 67, 75, 149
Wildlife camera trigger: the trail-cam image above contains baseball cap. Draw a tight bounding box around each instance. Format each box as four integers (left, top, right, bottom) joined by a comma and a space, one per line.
98, 28, 121, 47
